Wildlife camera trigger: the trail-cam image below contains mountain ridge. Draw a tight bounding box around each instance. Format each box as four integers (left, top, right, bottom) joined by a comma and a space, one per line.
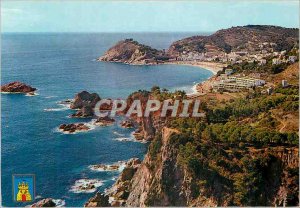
98, 25, 299, 65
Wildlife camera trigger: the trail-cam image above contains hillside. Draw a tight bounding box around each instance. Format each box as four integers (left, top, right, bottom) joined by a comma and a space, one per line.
86, 61, 299, 206
168, 25, 298, 56
90, 26, 299, 207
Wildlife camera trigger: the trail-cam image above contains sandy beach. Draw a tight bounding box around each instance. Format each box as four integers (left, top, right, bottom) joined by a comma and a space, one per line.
165, 61, 226, 75
165, 61, 226, 95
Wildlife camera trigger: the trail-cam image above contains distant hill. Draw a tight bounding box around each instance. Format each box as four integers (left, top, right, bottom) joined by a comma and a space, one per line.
168, 25, 299, 56
98, 39, 168, 65
99, 25, 298, 65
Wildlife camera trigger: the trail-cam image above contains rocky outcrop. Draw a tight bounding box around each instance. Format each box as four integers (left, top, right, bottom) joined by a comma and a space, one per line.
98, 39, 169, 65
1, 81, 36, 93
94, 116, 115, 126
71, 91, 100, 109
59, 123, 90, 133
70, 91, 101, 118
120, 120, 134, 128
105, 158, 141, 206
84, 193, 110, 207
71, 106, 94, 118
86, 158, 141, 207
29, 198, 56, 207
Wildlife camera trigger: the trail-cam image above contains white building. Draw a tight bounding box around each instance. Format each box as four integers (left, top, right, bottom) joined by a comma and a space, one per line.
282, 80, 288, 87
288, 56, 297, 63
212, 76, 265, 91
259, 59, 267, 65
272, 58, 282, 65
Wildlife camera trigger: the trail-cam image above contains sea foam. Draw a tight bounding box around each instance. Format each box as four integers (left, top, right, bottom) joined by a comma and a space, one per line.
70, 179, 103, 193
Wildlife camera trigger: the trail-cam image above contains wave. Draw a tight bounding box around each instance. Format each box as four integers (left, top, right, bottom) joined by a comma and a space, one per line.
111, 176, 118, 181
44, 99, 73, 112
112, 132, 148, 143
1, 91, 39, 96
45, 95, 58, 99
35, 195, 43, 200
69, 179, 104, 193
44, 107, 69, 112
52, 199, 66, 207
112, 131, 125, 136
186, 83, 198, 95
89, 161, 127, 172
113, 137, 134, 142
25, 92, 39, 96
56, 99, 74, 108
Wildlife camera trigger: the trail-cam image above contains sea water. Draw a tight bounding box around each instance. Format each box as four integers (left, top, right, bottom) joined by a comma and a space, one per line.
1, 33, 212, 207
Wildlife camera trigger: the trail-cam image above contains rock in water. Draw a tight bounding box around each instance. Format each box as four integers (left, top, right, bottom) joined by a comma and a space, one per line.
120, 120, 134, 128
59, 123, 90, 133
84, 192, 110, 207
29, 198, 56, 207
70, 91, 101, 118
70, 91, 100, 109
71, 106, 94, 118
94, 116, 115, 126
1, 81, 36, 93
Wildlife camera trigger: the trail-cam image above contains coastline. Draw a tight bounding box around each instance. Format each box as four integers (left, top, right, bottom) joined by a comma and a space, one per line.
166, 61, 225, 95
165, 60, 225, 75
99, 59, 224, 75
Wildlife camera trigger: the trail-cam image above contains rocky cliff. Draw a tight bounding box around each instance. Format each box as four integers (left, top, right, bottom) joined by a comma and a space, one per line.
98, 39, 169, 65
126, 127, 186, 206
109, 128, 299, 207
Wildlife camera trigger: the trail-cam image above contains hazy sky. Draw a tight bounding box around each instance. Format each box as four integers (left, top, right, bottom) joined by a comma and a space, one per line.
1, 0, 299, 33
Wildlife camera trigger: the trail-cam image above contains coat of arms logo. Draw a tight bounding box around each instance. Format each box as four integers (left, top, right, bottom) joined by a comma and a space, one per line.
13, 174, 35, 202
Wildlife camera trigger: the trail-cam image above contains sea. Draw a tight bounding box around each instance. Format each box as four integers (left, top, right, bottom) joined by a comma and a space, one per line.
1, 33, 212, 207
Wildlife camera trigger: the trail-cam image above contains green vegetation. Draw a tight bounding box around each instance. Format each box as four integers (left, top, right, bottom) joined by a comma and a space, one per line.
161, 64, 299, 205
226, 61, 290, 74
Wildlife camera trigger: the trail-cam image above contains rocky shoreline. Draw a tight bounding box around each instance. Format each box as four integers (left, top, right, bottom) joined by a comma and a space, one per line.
85, 158, 142, 207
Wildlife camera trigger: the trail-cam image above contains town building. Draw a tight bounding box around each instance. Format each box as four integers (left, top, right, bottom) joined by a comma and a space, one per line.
212, 76, 265, 92
282, 80, 288, 88
259, 59, 267, 65
272, 58, 282, 65
288, 56, 297, 63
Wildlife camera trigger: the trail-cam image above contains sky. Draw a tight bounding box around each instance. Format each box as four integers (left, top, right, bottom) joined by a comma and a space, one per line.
1, 0, 299, 33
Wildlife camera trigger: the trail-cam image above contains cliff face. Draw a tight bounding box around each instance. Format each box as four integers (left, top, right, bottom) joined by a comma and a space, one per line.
98, 39, 169, 65
124, 129, 299, 207
168, 25, 299, 55
126, 127, 186, 206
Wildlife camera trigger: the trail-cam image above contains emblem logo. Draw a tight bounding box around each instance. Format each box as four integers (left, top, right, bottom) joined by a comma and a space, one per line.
13, 174, 35, 202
